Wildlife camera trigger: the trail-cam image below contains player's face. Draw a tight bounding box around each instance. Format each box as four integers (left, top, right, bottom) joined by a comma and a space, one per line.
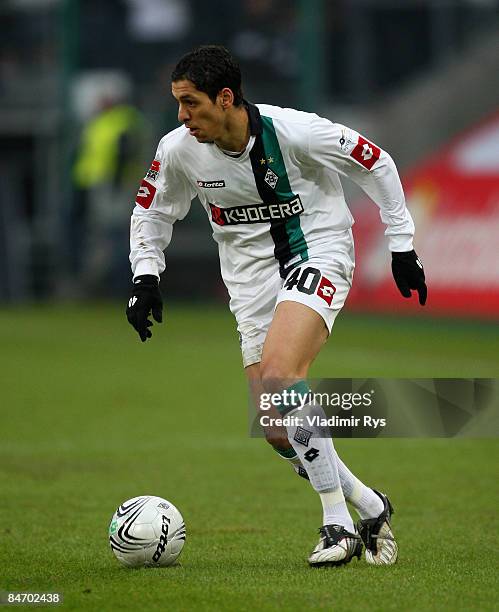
172, 80, 225, 143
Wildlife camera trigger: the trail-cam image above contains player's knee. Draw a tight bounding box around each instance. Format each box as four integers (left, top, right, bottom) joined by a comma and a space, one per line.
259, 358, 304, 393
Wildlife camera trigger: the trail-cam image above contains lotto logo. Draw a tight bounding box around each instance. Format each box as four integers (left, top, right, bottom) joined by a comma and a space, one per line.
304, 448, 320, 462
197, 179, 226, 188
135, 180, 156, 209
350, 136, 380, 170
316, 277, 336, 306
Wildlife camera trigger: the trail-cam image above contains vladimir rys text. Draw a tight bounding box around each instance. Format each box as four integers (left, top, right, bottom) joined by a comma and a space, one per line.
259, 414, 386, 428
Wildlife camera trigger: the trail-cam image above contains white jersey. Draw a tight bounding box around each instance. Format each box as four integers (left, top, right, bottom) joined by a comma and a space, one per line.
130, 102, 414, 287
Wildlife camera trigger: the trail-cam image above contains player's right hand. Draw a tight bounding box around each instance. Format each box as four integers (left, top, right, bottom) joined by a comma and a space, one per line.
126, 275, 163, 342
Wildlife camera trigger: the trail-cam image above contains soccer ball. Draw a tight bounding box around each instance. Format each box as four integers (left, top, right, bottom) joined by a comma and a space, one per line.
109, 495, 186, 568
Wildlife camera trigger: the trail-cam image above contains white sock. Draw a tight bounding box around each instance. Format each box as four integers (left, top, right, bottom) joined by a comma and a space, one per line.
283, 393, 354, 531
319, 488, 355, 530
335, 454, 384, 519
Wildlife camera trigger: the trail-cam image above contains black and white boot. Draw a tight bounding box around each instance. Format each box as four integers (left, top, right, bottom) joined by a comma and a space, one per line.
357, 489, 398, 565
308, 524, 363, 567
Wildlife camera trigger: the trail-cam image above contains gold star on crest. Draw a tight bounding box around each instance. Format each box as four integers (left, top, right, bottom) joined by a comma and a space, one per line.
267, 156, 274, 164
259, 158, 266, 165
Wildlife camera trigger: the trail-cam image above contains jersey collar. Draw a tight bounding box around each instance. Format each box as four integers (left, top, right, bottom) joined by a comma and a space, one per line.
244, 100, 263, 135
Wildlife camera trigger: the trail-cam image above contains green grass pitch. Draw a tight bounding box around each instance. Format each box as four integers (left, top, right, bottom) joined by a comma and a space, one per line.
1, 304, 498, 611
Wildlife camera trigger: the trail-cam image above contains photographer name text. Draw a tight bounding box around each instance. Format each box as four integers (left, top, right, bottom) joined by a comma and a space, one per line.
259, 414, 386, 428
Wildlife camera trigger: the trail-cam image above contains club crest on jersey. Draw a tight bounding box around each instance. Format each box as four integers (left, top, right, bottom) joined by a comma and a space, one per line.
209, 195, 304, 226
197, 179, 226, 188
264, 168, 278, 190
146, 159, 161, 181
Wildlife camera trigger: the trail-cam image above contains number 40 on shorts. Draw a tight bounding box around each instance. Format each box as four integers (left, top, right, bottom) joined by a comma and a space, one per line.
283, 266, 336, 306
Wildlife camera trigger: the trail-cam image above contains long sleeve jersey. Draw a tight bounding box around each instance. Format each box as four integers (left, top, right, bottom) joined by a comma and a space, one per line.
130, 102, 414, 286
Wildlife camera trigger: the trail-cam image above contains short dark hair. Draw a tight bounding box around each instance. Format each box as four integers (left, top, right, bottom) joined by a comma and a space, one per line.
171, 45, 244, 106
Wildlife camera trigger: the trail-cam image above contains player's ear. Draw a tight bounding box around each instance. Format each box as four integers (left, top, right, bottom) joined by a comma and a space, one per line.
219, 88, 234, 110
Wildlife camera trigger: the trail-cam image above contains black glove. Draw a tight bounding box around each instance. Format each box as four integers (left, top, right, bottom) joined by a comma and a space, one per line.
391, 250, 427, 306
126, 275, 163, 341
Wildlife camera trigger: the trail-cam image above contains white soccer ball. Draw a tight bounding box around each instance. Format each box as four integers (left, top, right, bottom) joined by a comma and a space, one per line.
109, 495, 186, 568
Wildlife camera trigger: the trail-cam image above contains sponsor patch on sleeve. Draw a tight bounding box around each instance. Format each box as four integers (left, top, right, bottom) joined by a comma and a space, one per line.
350, 135, 381, 170
135, 179, 157, 209
339, 128, 356, 153
146, 159, 161, 181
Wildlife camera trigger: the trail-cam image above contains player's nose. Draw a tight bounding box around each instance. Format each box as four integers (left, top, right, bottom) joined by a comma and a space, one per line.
178, 105, 190, 124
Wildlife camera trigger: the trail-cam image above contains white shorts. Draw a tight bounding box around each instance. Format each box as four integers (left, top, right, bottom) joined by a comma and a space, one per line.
228, 230, 355, 368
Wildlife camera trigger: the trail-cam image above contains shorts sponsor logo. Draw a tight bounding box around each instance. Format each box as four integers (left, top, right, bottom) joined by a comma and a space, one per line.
316, 276, 336, 306
209, 195, 303, 226
136, 179, 156, 209
146, 159, 161, 181
350, 136, 380, 170
294, 426, 312, 447
197, 179, 226, 188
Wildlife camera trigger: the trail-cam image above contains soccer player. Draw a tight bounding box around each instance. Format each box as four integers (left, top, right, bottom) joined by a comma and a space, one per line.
126, 46, 427, 567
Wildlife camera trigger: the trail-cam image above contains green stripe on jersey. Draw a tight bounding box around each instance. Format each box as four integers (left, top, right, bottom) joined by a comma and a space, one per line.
261, 116, 309, 263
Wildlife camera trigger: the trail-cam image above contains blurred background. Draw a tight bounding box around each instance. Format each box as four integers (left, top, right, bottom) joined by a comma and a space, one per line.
0, 0, 498, 318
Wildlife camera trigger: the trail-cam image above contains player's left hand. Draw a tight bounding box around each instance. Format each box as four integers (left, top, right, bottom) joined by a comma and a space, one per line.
126, 275, 163, 341
391, 250, 427, 306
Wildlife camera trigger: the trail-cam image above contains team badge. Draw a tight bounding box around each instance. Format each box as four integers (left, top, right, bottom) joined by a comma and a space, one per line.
264, 168, 279, 190
294, 426, 312, 447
